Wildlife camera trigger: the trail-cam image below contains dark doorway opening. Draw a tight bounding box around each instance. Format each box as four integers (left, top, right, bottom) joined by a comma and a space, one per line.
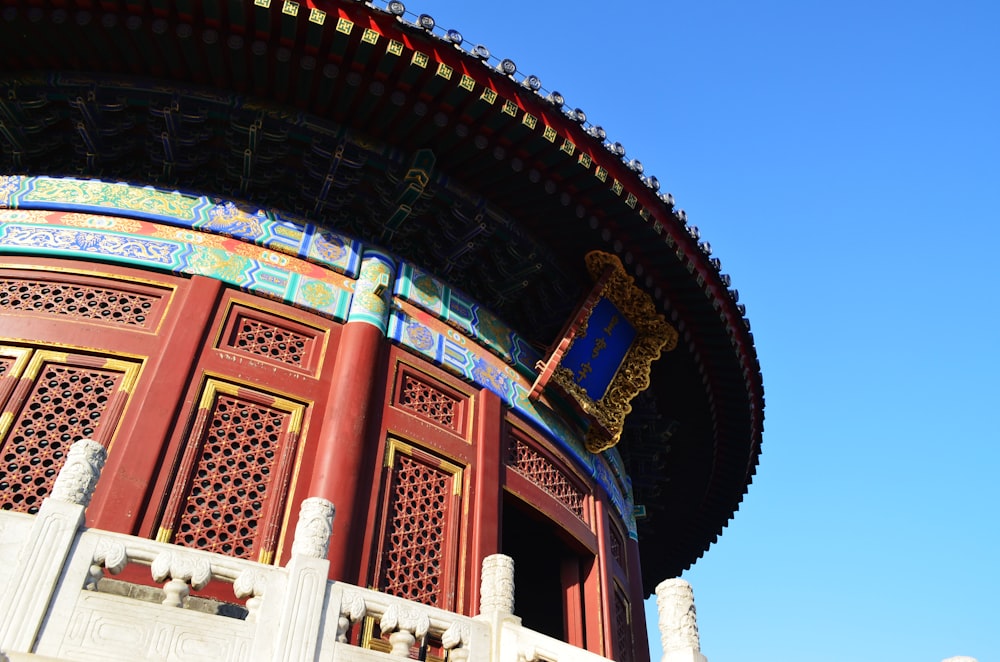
501, 495, 586, 643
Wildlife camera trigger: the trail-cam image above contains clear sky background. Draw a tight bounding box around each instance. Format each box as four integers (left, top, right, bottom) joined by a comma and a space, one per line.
408, 2, 999, 661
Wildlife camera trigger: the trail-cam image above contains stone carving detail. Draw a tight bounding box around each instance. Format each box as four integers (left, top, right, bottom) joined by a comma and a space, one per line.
337, 590, 367, 643
517, 645, 555, 662
379, 602, 430, 657
50, 438, 107, 507
442, 621, 471, 662
233, 568, 268, 622
479, 553, 515, 616
151, 551, 212, 608
291, 497, 335, 559
655, 578, 701, 653
85, 537, 127, 591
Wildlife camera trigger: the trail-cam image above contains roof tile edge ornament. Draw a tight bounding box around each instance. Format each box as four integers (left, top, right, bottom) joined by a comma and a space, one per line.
551, 251, 678, 453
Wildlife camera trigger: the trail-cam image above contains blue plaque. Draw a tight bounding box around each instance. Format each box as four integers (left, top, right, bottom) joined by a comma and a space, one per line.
561, 297, 636, 400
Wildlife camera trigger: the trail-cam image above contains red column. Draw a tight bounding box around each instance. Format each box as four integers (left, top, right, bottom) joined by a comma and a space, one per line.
468, 388, 503, 613
306, 249, 395, 582
626, 536, 651, 662
592, 496, 616, 656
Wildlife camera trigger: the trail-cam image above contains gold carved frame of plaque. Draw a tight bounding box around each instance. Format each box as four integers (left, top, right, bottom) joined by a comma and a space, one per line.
550, 251, 678, 453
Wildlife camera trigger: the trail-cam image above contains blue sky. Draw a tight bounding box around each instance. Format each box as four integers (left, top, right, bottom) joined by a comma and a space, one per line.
409, 2, 1000, 660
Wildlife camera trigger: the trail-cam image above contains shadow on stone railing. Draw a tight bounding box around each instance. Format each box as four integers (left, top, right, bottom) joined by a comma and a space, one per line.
0, 440, 565, 662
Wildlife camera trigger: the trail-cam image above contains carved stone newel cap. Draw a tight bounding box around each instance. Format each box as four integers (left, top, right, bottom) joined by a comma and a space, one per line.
51, 438, 107, 507
291, 497, 336, 559
655, 578, 701, 654
479, 553, 515, 616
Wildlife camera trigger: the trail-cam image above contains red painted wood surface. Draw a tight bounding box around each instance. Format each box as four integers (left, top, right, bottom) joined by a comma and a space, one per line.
362, 346, 480, 613
91, 275, 223, 534
627, 536, 652, 662
469, 388, 503, 614
307, 318, 385, 582
139, 288, 340, 566
0, 256, 645, 659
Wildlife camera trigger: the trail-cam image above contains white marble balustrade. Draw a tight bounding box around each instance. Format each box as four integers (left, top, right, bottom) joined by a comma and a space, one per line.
0, 440, 629, 662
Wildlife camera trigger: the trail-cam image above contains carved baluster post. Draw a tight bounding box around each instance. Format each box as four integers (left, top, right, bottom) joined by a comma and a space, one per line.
380, 603, 430, 657
151, 551, 212, 607
85, 538, 128, 591
49, 438, 107, 507
0, 439, 107, 654
655, 578, 708, 662
477, 554, 517, 662
442, 621, 471, 662
337, 591, 366, 643
269, 497, 335, 662
479, 553, 515, 617
290, 497, 336, 560
234, 569, 268, 623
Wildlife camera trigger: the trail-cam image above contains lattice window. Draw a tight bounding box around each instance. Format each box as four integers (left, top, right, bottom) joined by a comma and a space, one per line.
174, 394, 289, 560
0, 277, 159, 327
378, 449, 457, 607
224, 314, 314, 368
396, 373, 461, 433
613, 589, 634, 662
0, 362, 125, 513
506, 436, 585, 519
609, 521, 626, 569
0, 356, 13, 378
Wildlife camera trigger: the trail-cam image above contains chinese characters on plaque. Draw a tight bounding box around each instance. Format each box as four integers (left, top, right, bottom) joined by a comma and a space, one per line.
533, 251, 677, 452
560, 298, 636, 401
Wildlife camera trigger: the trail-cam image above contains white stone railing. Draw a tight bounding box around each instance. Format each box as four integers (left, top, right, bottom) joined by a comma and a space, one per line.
320, 582, 491, 661
0, 439, 622, 662
496, 620, 613, 662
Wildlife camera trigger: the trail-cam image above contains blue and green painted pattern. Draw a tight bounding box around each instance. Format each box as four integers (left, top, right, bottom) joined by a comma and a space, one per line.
0, 175, 363, 278
347, 249, 395, 334
395, 263, 541, 379
0, 211, 353, 321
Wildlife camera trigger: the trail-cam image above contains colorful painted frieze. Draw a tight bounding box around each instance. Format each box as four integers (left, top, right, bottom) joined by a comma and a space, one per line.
396, 262, 541, 378
0, 175, 362, 278
0, 210, 352, 321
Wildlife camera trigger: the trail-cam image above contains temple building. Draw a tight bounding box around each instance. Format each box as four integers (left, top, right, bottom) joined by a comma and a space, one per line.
0, 2, 763, 661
